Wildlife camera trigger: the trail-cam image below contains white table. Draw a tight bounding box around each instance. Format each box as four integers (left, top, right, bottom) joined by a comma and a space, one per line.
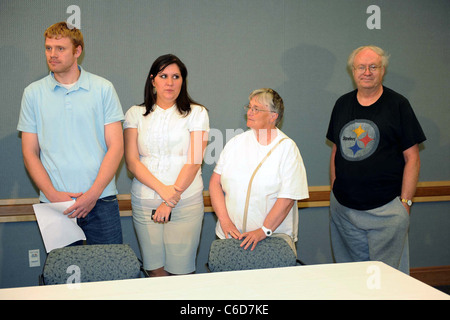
0, 261, 448, 300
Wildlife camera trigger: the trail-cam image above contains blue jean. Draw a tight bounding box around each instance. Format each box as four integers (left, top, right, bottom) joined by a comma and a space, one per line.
330, 191, 410, 274
74, 195, 123, 245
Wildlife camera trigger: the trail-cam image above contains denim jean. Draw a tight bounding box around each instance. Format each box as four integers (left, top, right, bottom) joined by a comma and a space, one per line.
330, 191, 410, 274
74, 195, 123, 245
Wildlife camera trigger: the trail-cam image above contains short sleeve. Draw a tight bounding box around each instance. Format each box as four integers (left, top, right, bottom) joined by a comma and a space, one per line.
17, 87, 37, 133
188, 105, 210, 132
123, 105, 144, 129
399, 99, 426, 150
213, 134, 237, 175
326, 104, 338, 144
102, 81, 124, 125
278, 140, 309, 200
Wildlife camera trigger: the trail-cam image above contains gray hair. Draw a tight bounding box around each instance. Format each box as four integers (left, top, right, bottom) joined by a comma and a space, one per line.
248, 88, 284, 127
347, 45, 390, 71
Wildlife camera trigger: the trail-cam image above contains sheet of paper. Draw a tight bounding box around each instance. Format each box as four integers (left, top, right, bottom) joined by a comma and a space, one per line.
32, 200, 86, 253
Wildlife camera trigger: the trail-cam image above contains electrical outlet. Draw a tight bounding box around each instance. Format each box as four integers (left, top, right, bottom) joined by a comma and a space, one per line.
29, 249, 40, 267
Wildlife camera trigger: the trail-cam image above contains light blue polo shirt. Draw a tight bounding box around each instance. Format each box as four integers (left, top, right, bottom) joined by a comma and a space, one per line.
17, 66, 124, 202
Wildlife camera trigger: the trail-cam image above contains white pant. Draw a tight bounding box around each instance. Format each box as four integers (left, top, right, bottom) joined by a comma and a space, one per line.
132, 195, 204, 274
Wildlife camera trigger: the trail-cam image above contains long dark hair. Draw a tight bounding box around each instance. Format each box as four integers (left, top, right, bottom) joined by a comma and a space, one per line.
141, 54, 203, 116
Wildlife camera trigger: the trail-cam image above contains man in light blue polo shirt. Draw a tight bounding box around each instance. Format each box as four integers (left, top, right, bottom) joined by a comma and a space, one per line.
17, 22, 124, 245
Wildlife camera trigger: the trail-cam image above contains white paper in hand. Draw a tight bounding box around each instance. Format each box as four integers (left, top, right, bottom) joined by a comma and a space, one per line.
33, 200, 86, 253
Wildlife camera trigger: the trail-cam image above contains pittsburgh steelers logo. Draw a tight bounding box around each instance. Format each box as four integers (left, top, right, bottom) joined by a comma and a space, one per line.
339, 119, 379, 161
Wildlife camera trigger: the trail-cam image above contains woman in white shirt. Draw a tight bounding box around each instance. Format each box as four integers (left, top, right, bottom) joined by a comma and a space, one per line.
209, 88, 308, 252
124, 54, 209, 276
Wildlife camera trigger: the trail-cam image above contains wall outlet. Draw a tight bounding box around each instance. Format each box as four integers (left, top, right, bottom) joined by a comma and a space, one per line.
29, 249, 40, 267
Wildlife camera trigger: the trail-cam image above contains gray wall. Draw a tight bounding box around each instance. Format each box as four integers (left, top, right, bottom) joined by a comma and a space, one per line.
1, 0, 449, 288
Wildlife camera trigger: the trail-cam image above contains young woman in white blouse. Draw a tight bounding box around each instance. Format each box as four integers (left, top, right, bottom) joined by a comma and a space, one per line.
209, 88, 308, 253
124, 54, 209, 277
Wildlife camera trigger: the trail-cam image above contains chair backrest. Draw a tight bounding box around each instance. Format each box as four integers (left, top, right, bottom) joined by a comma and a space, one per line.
40, 244, 142, 285
207, 237, 297, 272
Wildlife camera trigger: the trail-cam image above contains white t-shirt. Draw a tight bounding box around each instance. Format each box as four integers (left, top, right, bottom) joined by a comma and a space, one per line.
214, 129, 309, 241
123, 104, 209, 200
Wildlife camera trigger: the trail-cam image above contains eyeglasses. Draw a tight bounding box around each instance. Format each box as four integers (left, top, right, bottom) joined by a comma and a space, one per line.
244, 105, 276, 114
353, 65, 382, 73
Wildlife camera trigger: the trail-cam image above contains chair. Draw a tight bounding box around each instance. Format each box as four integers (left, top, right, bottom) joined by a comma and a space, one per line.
206, 237, 304, 272
40, 244, 144, 285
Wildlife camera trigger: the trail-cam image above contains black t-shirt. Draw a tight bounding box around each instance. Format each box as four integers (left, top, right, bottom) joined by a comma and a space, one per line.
326, 86, 426, 210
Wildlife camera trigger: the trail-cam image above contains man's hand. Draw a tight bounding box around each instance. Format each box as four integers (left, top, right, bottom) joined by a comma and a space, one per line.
64, 190, 99, 218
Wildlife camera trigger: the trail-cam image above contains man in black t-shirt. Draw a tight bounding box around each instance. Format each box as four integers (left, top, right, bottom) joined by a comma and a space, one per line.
326, 46, 426, 274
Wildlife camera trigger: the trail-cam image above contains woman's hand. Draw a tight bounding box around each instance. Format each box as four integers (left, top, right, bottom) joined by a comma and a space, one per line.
239, 229, 266, 251
219, 217, 241, 239
238, 198, 294, 250
158, 184, 182, 208
152, 202, 172, 223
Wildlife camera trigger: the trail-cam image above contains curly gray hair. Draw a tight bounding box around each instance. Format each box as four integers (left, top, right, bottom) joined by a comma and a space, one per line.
248, 88, 284, 127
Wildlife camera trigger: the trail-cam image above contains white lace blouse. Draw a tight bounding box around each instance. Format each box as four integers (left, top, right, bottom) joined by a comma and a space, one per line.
124, 104, 209, 200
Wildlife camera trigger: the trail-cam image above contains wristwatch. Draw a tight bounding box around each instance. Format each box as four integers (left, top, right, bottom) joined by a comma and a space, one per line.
261, 226, 273, 237
401, 198, 412, 206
